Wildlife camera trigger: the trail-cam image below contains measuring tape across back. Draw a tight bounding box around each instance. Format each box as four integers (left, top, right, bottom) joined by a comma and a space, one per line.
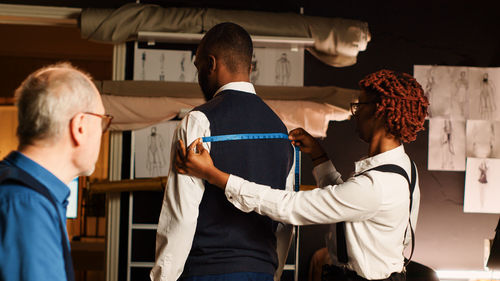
202, 133, 300, 191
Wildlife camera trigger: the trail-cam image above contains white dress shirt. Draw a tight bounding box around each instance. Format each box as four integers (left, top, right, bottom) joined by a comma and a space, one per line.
225, 145, 420, 280
150, 81, 295, 281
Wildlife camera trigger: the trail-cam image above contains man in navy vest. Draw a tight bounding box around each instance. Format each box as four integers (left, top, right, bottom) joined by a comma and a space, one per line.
151, 22, 295, 281
0, 63, 112, 281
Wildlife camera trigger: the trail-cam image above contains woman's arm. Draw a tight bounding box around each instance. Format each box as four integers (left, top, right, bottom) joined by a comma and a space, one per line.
175, 128, 329, 188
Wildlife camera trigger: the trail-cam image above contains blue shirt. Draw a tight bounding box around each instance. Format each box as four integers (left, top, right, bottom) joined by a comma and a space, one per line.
0, 151, 70, 281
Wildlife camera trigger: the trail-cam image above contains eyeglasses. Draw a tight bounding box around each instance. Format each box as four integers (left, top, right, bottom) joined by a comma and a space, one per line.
83, 112, 114, 133
350, 102, 376, 115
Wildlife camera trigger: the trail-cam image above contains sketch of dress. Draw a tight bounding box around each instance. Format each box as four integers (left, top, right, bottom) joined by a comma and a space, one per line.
275, 53, 291, 85
452, 70, 469, 119
179, 54, 186, 81
147, 127, 166, 177
471, 123, 494, 158
250, 53, 260, 84
477, 160, 489, 209
141, 52, 146, 80
159, 53, 165, 81
441, 119, 455, 169
191, 55, 198, 82
479, 73, 496, 119
478, 160, 488, 184
424, 67, 436, 117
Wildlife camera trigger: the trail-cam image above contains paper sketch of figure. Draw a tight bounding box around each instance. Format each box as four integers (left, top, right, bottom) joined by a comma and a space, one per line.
159, 53, 165, 81
479, 72, 496, 119
275, 52, 291, 85
141, 52, 146, 80
147, 127, 166, 177
191, 55, 198, 82
441, 119, 455, 169
179, 54, 186, 81
250, 53, 260, 84
472, 123, 495, 158
452, 70, 469, 119
477, 160, 489, 208
424, 67, 436, 117
478, 160, 488, 184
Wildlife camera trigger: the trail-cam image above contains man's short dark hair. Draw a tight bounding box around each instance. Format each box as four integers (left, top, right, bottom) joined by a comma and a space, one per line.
200, 22, 253, 73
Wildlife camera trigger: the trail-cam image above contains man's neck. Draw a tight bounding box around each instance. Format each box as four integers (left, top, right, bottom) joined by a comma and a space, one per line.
19, 142, 76, 184
217, 71, 250, 88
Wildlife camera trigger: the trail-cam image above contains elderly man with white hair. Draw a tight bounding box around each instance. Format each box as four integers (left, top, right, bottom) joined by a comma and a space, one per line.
0, 62, 112, 281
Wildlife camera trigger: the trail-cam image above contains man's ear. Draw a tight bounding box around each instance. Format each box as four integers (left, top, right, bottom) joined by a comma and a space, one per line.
208, 55, 216, 73
70, 113, 85, 146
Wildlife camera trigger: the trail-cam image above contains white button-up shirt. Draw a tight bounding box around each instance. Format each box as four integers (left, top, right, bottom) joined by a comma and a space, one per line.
225, 145, 420, 280
150, 82, 295, 281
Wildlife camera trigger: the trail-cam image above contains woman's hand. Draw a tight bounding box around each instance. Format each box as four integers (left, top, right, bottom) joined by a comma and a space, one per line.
175, 138, 229, 189
289, 128, 329, 166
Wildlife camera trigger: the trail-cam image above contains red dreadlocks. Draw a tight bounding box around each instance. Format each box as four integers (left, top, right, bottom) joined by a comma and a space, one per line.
359, 69, 429, 142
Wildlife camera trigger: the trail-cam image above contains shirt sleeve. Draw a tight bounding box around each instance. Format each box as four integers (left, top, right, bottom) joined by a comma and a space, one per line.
0, 191, 67, 281
312, 160, 344, 187
225, 164, 381, 225
150, 112, 210, 281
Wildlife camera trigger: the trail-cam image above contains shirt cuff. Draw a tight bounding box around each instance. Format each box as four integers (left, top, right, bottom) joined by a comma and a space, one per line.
225, 174, 255, 213
225, 174, 243, 200
312, 160, 335, 182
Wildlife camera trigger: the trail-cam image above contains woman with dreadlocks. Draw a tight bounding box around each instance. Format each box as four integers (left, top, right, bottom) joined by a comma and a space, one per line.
175, 69, 429, 281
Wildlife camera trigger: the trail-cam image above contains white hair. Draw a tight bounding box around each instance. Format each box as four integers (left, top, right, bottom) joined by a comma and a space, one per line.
15, 62, 98, 147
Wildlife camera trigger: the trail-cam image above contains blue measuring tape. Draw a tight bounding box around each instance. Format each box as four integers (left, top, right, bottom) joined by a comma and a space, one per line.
202, 133, 300, 191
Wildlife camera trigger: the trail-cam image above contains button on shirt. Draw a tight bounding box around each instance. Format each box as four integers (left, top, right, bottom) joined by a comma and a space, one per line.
151, 82, 295, 281
225, 145, 420, 280
0, 151, 71, 281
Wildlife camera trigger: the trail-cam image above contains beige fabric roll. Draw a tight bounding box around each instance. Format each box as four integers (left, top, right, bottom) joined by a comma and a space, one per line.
80, 3, 370, 67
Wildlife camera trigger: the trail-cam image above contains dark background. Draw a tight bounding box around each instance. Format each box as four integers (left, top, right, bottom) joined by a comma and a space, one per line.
1, 0, 499, 91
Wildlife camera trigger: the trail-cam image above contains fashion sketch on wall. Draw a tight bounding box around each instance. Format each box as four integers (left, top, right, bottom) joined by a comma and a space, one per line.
133, 45, 197, 82
251, 47, 304, 86
464, 157, 500, 213
428, 118, 466, 171
133, 121, 180, 178
466, 120, 500, 159
414, 65, 451, 119
250, 53, 260, 84
415, 65, 500, 171
414, 65, 475, 120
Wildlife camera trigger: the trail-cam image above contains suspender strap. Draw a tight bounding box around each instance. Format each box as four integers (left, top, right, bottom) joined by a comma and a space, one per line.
365, 161, 416, 266
0, 163, 76, 281
337, 161, 417, 267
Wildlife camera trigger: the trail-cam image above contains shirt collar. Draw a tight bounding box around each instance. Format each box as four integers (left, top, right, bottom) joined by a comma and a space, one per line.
354, 145, 406, 174
4, 151, 71, 205
214, 81, 256, 97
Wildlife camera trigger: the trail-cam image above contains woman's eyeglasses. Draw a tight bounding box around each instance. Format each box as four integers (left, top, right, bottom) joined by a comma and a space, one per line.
350, 102, 376, 115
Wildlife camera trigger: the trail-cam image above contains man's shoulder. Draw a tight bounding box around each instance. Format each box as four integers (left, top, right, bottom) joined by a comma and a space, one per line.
0, 170, 54, 210
0, 180, 49, 202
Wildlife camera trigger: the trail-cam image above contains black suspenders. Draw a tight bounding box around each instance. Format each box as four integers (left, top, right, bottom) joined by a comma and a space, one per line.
337, 160, 417, 266
0, 163, 75, 281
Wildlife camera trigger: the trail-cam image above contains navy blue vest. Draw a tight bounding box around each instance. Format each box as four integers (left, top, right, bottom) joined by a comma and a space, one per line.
182, 90, 294, 277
